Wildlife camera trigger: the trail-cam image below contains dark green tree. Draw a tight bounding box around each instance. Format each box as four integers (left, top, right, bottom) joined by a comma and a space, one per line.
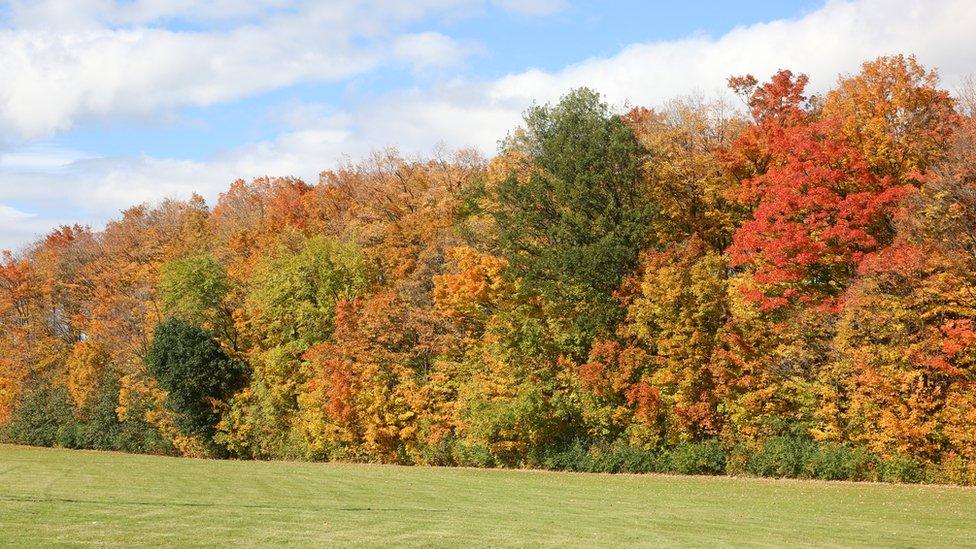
493, 88, 656, 355
146, 318, 246, 450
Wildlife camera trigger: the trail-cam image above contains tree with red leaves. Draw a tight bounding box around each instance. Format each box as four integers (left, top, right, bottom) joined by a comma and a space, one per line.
725, 69, 911, 311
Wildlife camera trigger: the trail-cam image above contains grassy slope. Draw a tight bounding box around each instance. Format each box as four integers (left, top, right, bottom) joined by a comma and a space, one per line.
0, 444, 973, 547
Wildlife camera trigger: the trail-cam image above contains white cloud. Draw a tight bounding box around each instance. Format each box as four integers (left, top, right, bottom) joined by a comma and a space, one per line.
2, 0, 976, 251
0, 0, 562, 139
0, 203, 66, 252
393, 32, 478, 69
2, 0, 291, 29
0, 0, 495, 138
486, 0, 976, 107
0, 145, 91, 171
0, 20, 371, 137
0, 204, 34, 221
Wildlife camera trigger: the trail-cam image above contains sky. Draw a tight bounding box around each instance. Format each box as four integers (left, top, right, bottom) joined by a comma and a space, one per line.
0, 0, 974, 250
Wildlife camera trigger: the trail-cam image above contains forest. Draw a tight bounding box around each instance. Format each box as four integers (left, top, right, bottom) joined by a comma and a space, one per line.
3, 54, 976, 484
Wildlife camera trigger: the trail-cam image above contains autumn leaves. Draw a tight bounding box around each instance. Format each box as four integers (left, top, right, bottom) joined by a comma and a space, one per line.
2, 55, 976, 482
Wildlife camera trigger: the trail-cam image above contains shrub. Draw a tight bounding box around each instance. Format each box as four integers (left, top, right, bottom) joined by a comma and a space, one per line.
415, 433, 459, 467
592, 443, 658, 474
925, 456, 976, 485
664, 440, 728, 475
541, 440, 595, 472
0, 381, 77, 448
452, 441, 496, 468
805, 442, 875, 481
748, 436, 818, 478
0, 372, 174, 455
877, 454, 925, 484
75, 371, 173, 455
724, 444, 752, 476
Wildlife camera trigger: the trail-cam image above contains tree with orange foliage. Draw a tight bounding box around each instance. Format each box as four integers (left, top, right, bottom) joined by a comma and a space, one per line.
824, 54, 959, 181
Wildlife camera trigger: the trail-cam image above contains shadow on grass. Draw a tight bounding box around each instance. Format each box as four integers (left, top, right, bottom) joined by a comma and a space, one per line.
0, 494, 445, 513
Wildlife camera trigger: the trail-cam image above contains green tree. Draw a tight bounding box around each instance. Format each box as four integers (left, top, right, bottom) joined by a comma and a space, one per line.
146, 318, 246, 450
493, 88, 656, 355
159, 255, 237, 350
246, 236, 370, 348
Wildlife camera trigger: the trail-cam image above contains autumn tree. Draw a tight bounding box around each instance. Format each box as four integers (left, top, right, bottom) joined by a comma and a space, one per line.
725, 69, 910, 311
578, 99, 743, 447
160, 255, 238, 352
625, 98, 744, 252
820, 116, 976, 462
220, 236, 370, 458
823, 54, 958, 181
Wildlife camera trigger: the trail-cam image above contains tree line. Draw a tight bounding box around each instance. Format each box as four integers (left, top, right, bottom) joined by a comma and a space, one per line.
3, 54, 976, 484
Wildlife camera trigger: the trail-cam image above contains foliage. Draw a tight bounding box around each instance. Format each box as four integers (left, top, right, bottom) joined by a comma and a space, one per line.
0, 379, 77, 448
145, 318, 246, 452
823, 54, 958, 180
160, 254, 238, 350
0, 372, 172, 454
492, 88, 656, 355
1, 56, 975, 484
725, 69, 909, 311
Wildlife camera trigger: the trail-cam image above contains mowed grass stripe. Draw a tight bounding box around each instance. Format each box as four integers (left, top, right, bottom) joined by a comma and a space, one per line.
0, 444, 973, 547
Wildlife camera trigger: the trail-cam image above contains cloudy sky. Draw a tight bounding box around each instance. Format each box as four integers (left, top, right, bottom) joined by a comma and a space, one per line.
0, 0, 974, 250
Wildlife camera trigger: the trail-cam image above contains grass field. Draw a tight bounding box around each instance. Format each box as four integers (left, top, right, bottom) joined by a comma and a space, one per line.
1, 444, 974, 547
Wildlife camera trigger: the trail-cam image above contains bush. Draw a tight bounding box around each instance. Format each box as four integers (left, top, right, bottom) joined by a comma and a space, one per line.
0, 372, 174, 455
452, 441, 496, 468
744, 438, 883, 481
805, 442, 875, 481
537, 441, 666, 474
663, 440, 728, 475
537, 440, 727, 476
877, 454, 925, 483
724, 444, 752, 476
591, 443, 658, 474
926, 456, 976, 485
541, 439, 595, 472
415, 433, 459, 467
75, 371, 173, 455
748, 436, 818, 478
0, 381, 77, 448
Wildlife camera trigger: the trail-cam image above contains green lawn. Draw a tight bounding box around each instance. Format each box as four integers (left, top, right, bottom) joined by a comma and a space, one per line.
0, 444, 974, 547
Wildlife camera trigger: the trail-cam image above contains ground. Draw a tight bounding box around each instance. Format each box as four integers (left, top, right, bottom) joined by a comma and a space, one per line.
0, 444, 973, 547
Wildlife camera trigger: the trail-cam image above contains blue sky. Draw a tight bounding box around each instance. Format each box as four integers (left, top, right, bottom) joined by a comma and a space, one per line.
27, 1, 824, 161
0, 0, 972, 249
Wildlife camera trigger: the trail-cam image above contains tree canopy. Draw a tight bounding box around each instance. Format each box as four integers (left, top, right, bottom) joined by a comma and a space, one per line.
3, 56, 976, 484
